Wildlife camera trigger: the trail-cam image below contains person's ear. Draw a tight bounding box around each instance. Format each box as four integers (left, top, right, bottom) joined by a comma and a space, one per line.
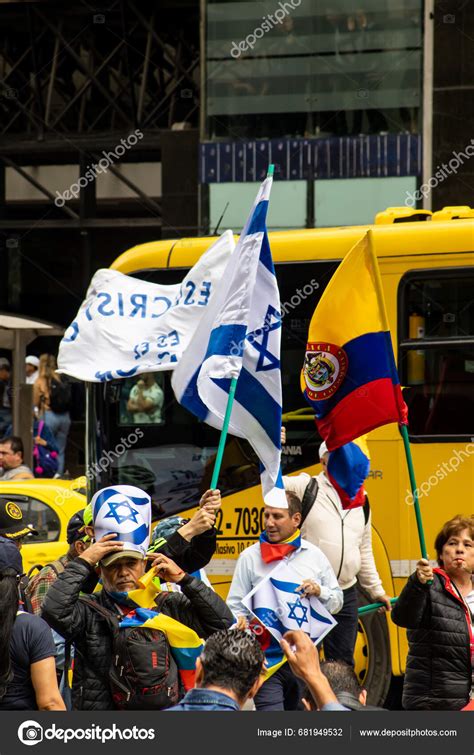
75, 540, 87, 556
195, 658, 204, 687
293, 511, 302, 528
359, 689, 367, 706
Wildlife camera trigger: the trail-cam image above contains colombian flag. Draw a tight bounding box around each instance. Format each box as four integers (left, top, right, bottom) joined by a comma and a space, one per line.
302, 232, 407, 452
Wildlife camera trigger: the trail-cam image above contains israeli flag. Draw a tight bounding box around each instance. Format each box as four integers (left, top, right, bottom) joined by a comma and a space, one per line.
242, 562, 337, 645
172, 174, 286, 507
91, 485, 151, 557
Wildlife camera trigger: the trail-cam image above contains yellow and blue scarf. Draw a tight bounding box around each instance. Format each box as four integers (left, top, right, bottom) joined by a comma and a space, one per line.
259, 529, 301, 564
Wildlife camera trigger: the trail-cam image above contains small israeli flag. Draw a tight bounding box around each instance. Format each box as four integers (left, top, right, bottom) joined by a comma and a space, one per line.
172, 173, 286, 507
91, 485, 151, 557
242, 561, 337, 645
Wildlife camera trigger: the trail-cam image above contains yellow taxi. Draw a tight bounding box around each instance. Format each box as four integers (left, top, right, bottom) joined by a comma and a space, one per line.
0, 478, 86, 574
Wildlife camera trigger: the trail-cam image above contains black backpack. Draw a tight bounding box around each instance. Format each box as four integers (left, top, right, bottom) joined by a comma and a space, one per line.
80, 595, 181, 710
49, 378, 72, 414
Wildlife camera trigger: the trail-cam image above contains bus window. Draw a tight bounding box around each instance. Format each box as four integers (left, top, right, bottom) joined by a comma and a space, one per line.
398, 268, 474, 438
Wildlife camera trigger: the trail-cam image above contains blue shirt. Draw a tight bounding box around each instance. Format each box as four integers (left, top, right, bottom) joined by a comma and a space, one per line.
168, 688, 240, 712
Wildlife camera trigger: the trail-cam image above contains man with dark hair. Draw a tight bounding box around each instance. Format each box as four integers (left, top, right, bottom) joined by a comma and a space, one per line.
0, 436, 33, 480
168, 629, 265, 711
299, 658, 385, 711
227, 490, 342, 711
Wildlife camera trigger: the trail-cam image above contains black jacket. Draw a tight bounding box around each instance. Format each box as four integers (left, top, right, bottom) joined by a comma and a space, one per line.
162, 527, 216, 573
42, 557, 233, 710
391, 569, 472, 710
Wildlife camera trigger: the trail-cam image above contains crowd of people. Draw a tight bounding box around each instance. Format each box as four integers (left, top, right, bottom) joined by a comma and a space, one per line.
0, 353, 72, 480
0, 437, 472, 713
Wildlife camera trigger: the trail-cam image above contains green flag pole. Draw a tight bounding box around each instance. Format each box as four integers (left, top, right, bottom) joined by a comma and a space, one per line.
399, 424, 428, 559
358, 598, 398, 616
366, 230, 428, 561
210, 376, 238, 489
210, 163, 275, 491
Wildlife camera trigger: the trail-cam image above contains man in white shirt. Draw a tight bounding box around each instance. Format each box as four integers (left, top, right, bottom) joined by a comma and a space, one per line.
283, 441, 392, 666
227, 490, 342, 710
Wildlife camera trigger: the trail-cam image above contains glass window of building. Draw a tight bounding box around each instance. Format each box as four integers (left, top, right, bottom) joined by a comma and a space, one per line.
205, 0, 422, 139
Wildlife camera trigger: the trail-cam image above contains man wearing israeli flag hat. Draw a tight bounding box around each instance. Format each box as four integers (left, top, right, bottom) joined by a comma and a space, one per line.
42, 485, 233, 710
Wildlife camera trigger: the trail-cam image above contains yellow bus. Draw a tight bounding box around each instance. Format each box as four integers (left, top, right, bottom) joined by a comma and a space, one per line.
86, 206, 474, 705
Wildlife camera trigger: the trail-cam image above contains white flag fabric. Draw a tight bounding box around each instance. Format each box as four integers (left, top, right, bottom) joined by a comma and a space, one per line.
242, 561, 337, 645
172, 175, 286, 507
57, 231, 235, 382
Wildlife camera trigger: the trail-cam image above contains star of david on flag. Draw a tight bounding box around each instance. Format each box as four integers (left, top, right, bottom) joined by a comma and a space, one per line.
91, 485, 152, 557
172, 172, 286, 507
242, 561, 337, 646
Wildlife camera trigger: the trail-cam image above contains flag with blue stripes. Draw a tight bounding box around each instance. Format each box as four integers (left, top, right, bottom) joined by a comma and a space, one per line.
243, 561, 337, 646
172, 174, 286, 507
241, 561, 337, 681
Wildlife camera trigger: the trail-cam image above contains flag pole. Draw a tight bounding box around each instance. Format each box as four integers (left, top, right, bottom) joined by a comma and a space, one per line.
366, 230, 429, 561
210, 163, 275, 490
210, 376, 238, 489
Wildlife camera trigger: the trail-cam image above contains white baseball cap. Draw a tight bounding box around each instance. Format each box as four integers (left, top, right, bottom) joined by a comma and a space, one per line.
0, 357, 10, 369
25, 356, 39, 368
319, 441, 328, 459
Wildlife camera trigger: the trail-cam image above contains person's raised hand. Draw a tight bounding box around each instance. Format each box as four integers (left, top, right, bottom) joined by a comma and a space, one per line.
416, 558, 433, 585
150, 553, 186, 583
179, 507, 216, 541
79, 533, 124, 566
280, 630, 320, 682
199, 488, 221, 513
